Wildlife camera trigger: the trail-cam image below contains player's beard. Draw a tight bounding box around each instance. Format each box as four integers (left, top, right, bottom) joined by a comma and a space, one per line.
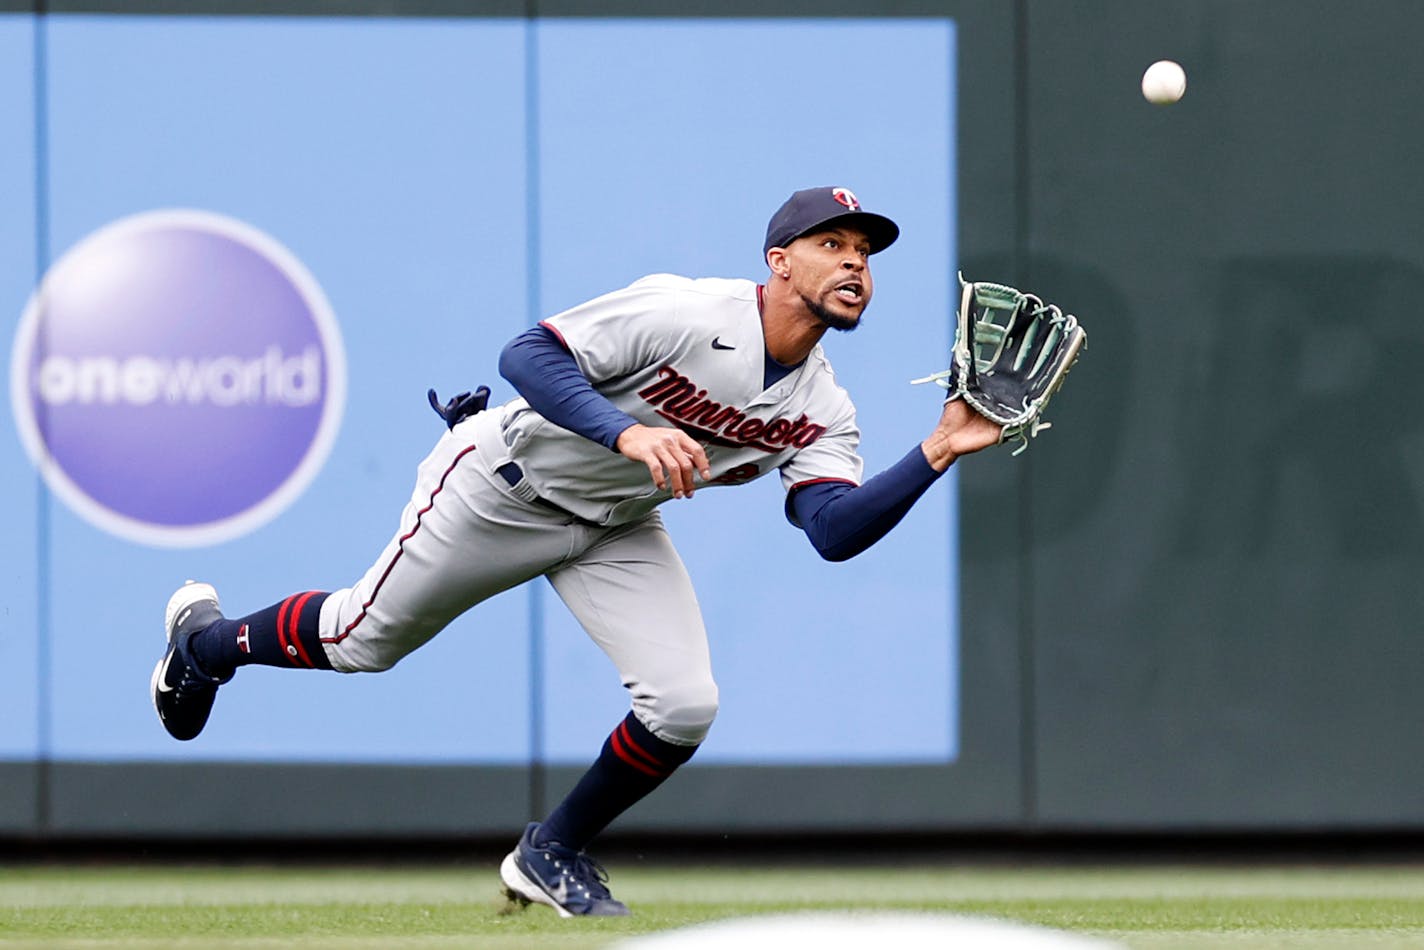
802, 293, 861, 332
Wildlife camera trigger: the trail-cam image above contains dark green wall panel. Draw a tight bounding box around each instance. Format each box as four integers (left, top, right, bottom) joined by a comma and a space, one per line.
1010, 0, 1424, 828
0, 764, 39, 834
46, 763, 531, 837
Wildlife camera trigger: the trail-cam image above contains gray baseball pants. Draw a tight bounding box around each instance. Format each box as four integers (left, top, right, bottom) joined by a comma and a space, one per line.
314, 423, 719, 746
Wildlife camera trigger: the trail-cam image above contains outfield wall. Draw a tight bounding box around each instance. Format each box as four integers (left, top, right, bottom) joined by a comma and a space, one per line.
1, 0, 1421, 838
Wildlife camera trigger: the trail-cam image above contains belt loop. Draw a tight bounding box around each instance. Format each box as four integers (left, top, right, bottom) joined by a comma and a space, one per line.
495, 460, 543, 505
496, 461, 523, 487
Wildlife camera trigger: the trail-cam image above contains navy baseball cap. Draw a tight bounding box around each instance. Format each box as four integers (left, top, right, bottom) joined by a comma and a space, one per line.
763, 186, 900, 257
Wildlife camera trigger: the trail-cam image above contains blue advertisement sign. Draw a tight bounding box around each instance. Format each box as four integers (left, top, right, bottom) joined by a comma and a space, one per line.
4, 13, 956, 766
13, 210, 346, 546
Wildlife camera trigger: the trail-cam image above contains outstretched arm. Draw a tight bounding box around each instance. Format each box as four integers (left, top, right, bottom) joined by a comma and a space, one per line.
791, 398, 1001, 561
790, 448, 938, 562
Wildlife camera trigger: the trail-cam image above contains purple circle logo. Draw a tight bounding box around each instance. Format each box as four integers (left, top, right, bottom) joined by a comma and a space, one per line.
10, 210, 346, 547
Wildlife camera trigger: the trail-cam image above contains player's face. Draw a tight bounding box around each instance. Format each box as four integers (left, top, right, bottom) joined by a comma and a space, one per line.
786, 226, 874, 331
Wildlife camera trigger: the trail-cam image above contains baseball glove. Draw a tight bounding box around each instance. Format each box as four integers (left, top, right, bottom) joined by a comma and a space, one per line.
913, 275, 1086, 455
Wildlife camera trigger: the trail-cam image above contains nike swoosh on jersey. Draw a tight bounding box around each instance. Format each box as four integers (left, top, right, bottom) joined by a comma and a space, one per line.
710, 337, 735, 350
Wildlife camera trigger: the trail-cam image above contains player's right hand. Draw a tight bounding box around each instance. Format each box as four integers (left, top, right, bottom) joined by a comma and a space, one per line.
615, 424, 712, 499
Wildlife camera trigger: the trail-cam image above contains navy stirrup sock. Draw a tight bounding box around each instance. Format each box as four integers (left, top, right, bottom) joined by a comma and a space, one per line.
537, 712, 700, 852
189, 592, 333, 676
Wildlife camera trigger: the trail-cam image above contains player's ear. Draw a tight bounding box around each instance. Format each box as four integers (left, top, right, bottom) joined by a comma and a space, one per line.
766, 246, 791, 279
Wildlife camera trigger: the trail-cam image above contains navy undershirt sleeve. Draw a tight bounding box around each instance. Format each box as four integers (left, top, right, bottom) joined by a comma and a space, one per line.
498, 325, 641, 450
788, 445, 943, 562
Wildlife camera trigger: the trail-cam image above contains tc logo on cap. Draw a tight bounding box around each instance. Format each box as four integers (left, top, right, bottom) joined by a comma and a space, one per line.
10, 209, 347, 548
832, 187, 861, 211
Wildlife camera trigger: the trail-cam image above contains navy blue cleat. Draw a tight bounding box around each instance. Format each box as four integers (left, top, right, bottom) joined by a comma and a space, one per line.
150, 581, 231, 741
499, 822, 630, 917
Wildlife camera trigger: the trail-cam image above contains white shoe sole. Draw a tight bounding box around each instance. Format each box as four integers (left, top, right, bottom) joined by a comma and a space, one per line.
148, 655, 169, 718
500, 851, 574, 918
164, 581, 220, 644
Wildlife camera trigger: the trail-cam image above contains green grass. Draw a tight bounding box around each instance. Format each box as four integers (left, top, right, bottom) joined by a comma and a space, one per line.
2, 863, 1423, 948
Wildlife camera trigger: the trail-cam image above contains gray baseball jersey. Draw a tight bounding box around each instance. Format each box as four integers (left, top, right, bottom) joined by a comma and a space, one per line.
503, 274, 864, 522
316, 273, 865, 744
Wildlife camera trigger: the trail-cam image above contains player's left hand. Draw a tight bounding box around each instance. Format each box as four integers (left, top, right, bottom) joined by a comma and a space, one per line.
920, 399, 1002, 472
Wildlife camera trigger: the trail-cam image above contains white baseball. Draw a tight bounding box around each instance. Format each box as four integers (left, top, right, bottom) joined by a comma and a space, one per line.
1141, 59, 1186, 105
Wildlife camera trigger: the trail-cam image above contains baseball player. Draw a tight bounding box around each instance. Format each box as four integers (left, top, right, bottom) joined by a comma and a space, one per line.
152, 186, 1002, 917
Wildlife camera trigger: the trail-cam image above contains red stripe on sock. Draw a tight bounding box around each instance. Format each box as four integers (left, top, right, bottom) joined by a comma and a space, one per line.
610, 726, 662, 777
617, 722, 667, 771
328, 444, 479, 645
275, 595, 296, 665
286, 591, 319, 668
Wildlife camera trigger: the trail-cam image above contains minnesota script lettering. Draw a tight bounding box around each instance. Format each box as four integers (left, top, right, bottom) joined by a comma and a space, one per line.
638, 366, 826, 453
